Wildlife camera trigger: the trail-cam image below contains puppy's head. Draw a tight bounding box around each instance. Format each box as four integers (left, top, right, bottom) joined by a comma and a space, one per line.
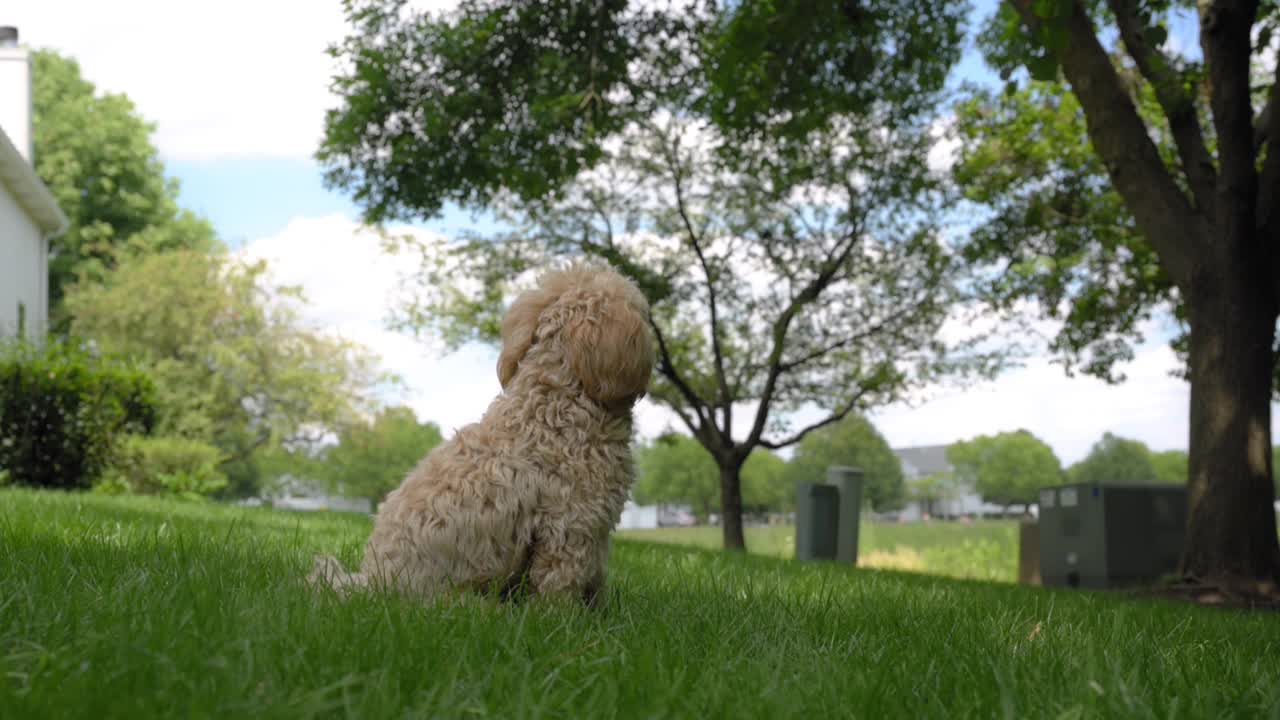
497, 260, 655, 410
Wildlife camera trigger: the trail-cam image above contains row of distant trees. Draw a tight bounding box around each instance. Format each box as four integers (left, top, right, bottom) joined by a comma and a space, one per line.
630, 413, 1244, 520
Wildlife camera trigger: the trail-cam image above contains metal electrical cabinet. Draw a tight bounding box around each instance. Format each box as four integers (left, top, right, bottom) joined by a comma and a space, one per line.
795, 466, 863, 564
1038, 482, 1186, 589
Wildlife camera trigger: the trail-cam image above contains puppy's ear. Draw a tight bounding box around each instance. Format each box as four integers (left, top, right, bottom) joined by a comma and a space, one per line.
497, 287, 558, 389
564, 297, 655, 407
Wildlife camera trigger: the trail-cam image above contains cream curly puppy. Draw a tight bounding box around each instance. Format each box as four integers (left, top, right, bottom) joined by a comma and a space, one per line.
310, 261, 654, 605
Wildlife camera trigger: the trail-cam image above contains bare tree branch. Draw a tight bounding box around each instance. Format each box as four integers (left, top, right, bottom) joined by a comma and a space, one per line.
744, 229, 863, 449
658, 124, 734, 435
1108, 0, 1217, 215
757, 387, 869, 450
777, 303, 923, 373
1008, 0, 1204, 289
649, 317, 713, 434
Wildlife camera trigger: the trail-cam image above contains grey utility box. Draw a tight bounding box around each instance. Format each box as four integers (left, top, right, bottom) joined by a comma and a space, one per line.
796, 466, 864, 564
1038, 482, 1186, 589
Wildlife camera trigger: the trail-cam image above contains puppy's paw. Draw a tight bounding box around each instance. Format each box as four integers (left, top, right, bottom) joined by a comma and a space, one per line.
307, 554, 352, 594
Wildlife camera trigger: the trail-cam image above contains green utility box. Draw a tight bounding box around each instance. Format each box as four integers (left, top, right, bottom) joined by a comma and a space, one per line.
795, 466, 864, 564
1038, 482, 1186, 589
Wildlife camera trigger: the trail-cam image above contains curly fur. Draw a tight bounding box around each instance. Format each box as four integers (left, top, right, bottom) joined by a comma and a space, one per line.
309, 260, 655, 605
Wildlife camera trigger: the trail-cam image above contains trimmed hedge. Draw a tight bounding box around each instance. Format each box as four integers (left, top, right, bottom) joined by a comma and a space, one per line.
0, 339, 156, 490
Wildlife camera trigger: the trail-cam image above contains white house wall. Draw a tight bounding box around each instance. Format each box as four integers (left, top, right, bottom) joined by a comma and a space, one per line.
0, 178, 46, 341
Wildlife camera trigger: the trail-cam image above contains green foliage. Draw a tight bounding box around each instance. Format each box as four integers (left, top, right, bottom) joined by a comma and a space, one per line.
951, 81, 1173, 383
0, 339, 156, 490
784, 414, 906, 512
99, 435, 228, 499
909, 471, 963, 515
947, 429, 1063, 506
740, 449, 788, 513
1150, 449, 1188, 485
310, 405, 444, 505
63, 250, 389, 497
633, 433, 720, 519
635, 434, 802, 516
31, 50, 219, 321
320, 0, 968, 222
1067, 432, 1160, 485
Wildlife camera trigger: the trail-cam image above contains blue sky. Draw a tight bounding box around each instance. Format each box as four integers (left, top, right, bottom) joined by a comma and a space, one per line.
10, 0, 1248, 463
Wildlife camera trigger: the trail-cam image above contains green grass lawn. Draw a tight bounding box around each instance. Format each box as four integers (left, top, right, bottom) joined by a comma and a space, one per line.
618, 520, 1020, 582
3, 489, 1279, 719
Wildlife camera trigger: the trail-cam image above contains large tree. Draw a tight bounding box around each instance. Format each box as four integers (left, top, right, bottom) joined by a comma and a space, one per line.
948, 430, 1063, 510
318, 0, 993, 551
784, 414, 907, 513
32, 50, 218, 323
954, 0, 1280, 586
63, 250, 388, 495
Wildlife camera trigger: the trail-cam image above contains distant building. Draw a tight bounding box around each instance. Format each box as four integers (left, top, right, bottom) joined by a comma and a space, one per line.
0, 27, 68, 342
260, 474, 373, 515
893, 444, 1006, 521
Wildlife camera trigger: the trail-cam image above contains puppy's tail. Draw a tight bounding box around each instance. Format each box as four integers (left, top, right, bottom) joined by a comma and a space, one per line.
307, 554, 366, 596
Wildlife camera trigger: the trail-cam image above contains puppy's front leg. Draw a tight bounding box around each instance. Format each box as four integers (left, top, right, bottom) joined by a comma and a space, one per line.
528, 530, 607, 606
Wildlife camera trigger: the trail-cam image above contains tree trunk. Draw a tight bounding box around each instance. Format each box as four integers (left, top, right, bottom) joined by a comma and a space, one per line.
719, 461, 746, 551
1180, 266, 1280, 585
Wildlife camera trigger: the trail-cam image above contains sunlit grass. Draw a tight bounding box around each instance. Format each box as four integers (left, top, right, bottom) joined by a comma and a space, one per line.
3, 488, 1278, 719
617, 519, 1020, 582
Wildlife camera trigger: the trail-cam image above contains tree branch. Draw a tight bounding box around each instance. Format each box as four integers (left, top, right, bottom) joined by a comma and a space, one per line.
649, 317, 714, 434
1256, 59, 1280, 307
1107, 0, 1217, 215
757, 387, 869, 450
777, 302, 923, 373
743, 229, 862, 449
1198, 0, 1259, 226
1008, 0, 1204, 290
660, 125, 733, 435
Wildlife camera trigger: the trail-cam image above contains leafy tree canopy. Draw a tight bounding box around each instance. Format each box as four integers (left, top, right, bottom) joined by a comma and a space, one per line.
63, 250, 390, 496
1066, 432, 1160, 485
947, 429, 1063, 506
32, 50, 219, 321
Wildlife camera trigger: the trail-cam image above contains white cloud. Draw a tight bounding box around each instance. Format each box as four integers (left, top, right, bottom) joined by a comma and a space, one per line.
10, 0, 455, 161
237, 214, 504, 436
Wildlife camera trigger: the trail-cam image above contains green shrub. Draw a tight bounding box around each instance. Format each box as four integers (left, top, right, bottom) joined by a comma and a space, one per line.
0, 339, 156, 490
102, 434, 228, 500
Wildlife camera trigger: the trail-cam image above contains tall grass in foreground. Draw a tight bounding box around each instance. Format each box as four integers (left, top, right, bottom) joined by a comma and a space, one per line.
2, 488, 1278, 719
618, 520, 1019, 582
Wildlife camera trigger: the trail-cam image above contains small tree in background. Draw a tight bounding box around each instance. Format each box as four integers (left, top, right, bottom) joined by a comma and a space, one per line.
312, 406, 444, 507
1149, 450, 1189, 485
634, 433, 720, 522
1067, 432, 1159, 485
948, 430, 1063, 512
784, 414, 906, 513
910, 471, 962, 519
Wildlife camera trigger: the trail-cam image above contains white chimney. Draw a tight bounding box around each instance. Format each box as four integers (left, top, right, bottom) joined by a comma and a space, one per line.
0, 26, 33, 164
